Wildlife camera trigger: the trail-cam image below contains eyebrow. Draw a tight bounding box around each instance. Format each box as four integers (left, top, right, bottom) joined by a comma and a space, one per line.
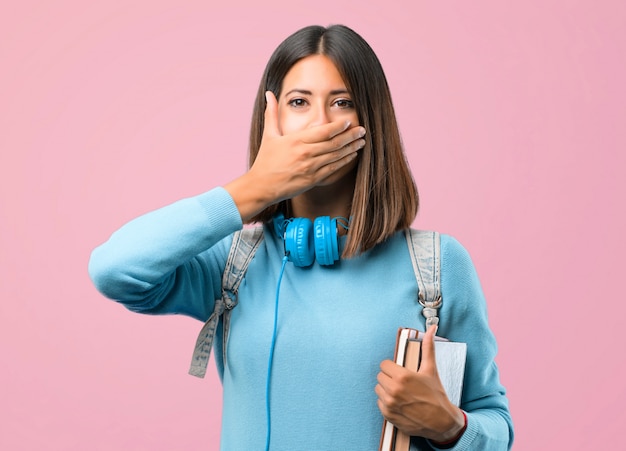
284, 89, 351, 96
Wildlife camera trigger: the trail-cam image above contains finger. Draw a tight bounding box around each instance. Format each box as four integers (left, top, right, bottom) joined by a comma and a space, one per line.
320, 125, 365, 156
377, 398, 396, 420
379, 359, 402, 377
376, 371, 390, 391
313, 142, 363, 182
377, 399, 392, 419
263, 91, 280, 138
300, 120, 365, 145
374, 382, 387, 400
376, 366, 397, 394
417, 325, 439, 376
375, 384, 396, 414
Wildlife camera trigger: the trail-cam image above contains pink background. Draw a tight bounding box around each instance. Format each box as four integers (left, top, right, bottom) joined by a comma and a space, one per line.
1, 1, 624, 449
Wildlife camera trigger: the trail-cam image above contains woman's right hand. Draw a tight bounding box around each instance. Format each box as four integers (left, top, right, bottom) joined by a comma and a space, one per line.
224, 91, 366, 222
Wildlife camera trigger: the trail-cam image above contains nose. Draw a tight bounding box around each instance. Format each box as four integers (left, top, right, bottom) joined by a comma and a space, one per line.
309, 103, 331, 127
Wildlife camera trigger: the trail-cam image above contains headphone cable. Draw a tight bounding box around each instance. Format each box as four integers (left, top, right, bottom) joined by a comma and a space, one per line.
265, 255, 288, 451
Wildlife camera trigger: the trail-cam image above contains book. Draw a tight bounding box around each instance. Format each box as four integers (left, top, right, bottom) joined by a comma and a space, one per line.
379, 328, 467, 451
393, 339, 422, 451
379, 329, 418, 451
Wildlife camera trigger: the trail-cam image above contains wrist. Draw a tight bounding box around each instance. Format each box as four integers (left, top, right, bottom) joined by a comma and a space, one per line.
431, 409, 467, 448
224, 172, 275, 223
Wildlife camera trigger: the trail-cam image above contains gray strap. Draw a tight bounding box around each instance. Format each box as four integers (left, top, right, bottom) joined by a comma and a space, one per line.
189, 296, 226, 378
189, 227, 264, 378
220, 227, 264, 367
405, 229, 442, 330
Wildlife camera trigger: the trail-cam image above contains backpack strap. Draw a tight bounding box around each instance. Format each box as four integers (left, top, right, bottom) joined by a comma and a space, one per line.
405, 229, 442, 330
189, 226, 264, 378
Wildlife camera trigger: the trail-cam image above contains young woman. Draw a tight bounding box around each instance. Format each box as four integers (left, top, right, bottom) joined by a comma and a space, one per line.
89, 25, 513, 450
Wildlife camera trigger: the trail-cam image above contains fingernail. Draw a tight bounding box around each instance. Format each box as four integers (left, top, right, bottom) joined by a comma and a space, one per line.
359, 127, 366, 137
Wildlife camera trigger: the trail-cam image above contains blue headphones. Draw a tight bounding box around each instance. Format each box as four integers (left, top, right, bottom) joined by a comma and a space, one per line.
272, 213, 347, 267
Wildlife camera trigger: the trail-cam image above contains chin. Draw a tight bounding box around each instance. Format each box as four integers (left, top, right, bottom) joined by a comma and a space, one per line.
321, 157, 359, 187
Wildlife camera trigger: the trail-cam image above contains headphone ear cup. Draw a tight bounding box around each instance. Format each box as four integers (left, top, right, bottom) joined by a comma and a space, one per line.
272, 212, 286, 239
284, 217, 315, 267
314, 216, 339, 266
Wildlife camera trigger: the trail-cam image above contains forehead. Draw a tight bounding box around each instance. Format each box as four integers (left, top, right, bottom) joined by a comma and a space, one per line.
281, 54, 347, 93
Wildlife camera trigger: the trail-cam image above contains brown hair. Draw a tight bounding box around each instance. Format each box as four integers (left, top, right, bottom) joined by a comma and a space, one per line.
248, 24, 418, 257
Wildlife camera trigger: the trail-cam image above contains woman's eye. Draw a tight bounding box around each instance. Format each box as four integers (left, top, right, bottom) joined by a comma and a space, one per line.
288, 98, 307, 108
334, 99, 354, 109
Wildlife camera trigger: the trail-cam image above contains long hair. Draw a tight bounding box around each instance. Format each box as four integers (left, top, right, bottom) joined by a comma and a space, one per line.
248, 25, 418, 257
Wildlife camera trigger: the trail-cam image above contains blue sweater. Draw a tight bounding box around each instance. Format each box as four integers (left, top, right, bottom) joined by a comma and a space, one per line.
89, 187, 513, 450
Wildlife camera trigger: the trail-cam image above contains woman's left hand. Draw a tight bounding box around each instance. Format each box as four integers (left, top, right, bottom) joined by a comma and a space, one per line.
375, 325, 466, 443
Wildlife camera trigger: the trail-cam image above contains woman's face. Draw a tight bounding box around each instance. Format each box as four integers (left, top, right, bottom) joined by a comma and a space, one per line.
278, 54, 359, 133
277, 54, 360, 185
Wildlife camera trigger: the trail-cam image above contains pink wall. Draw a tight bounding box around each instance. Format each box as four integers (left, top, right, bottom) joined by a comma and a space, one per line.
2, 1, 624, 449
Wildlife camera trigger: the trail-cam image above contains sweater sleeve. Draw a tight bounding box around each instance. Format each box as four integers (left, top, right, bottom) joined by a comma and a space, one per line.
88, 187, 243, 321
428, 234, 514, 451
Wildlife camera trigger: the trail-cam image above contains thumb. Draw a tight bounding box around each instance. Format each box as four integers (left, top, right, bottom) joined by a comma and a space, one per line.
263, 91, 280, 137
418, 325, 439, 376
